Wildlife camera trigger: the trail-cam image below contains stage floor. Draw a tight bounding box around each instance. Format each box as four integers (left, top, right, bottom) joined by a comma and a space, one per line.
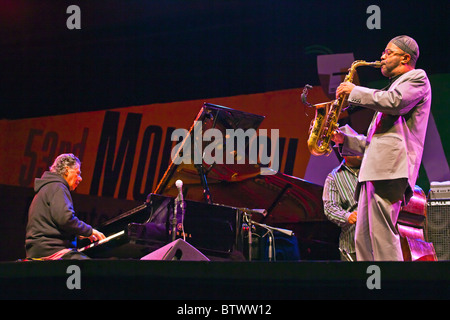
0, 260, 448, 300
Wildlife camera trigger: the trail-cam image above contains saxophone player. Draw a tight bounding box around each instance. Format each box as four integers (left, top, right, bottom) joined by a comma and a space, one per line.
331, 35, 432, 261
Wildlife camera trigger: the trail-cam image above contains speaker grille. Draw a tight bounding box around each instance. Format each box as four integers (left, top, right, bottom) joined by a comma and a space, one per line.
427, 200, 450, 260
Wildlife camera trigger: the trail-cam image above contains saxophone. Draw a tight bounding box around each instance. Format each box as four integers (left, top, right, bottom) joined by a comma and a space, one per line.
302, 60, 381, 156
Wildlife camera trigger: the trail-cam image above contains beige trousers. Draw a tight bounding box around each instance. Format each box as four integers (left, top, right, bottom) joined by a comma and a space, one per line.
355, 179, 408, 261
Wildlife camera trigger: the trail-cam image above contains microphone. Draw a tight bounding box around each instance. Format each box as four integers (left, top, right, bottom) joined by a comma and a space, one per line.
252, 221, 294, 237
175, 179, 184, 202
174, 179, 186, 241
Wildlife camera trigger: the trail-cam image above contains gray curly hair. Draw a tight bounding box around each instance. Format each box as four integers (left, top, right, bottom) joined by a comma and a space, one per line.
49, 153, 81, 176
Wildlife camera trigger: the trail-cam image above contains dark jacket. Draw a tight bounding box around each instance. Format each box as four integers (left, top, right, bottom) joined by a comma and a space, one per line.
25, 171, 93, 258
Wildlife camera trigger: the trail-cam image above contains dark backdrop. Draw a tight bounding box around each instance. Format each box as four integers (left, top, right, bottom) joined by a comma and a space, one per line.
0, 0, 447, 119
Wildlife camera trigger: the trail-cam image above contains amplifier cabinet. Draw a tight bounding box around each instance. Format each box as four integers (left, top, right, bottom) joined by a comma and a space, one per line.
427, 200, 450, 260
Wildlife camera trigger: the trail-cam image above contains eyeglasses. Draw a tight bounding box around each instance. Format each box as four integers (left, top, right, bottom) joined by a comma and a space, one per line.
381, 49, 405, 57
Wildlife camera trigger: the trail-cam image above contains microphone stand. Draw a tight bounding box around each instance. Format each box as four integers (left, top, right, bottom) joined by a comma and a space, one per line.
250, 220, 294, 262
172, 197, 178, 242
239, 208, 294, 261
248, 217, 252, 262
239, 208, 267, 261
173, 180, 186, 242
179, 193, 186, 241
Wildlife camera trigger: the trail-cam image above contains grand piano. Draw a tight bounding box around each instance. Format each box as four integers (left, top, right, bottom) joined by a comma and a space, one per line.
79, 103, 340, 260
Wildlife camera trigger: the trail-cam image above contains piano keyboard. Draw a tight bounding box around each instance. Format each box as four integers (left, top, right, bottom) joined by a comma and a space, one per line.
78, 230, 125, 252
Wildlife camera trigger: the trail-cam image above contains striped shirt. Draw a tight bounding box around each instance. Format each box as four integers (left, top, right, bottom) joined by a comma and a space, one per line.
322, 161, 359, 255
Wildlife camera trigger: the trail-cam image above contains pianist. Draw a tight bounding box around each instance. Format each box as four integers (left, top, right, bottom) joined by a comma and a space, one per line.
25, 153, 105, 260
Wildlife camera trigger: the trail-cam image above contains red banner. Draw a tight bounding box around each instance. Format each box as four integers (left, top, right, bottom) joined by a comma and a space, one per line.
0, 87, 330, 201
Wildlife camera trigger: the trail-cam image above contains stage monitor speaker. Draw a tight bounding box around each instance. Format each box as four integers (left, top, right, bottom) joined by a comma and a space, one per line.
427, 200, 450, 260
140, 239, 210, 261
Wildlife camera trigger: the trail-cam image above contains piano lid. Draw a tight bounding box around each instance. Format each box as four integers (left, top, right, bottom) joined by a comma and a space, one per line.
154, 102, 325, 224
154, 103, 266, 196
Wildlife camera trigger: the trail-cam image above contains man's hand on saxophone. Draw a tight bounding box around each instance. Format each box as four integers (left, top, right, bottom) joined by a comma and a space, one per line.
332, 82, 356, 145
336, 82, 356, 98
